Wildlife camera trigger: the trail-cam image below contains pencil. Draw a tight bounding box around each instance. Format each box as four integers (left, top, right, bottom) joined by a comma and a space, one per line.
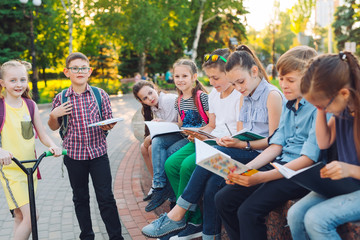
225, 123, 232, 136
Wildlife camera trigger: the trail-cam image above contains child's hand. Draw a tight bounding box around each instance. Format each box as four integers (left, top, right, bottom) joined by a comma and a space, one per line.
49, 146, 62, 157
320, 161, 351, 180
51, 101, 72, 118
227, 171, 263, 187
100, 122, 116, 131
0, 149, 13, 165
216, 137, 239, 148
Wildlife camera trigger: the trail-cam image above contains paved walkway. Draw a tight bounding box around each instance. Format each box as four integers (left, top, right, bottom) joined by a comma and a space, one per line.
0, 94, 157, 239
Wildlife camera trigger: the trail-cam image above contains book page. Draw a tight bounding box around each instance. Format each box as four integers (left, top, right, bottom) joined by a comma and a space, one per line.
144, 121, 181, 139
195, 139, 251, 178
88, 117, 124, 127
232, 128, 265, 141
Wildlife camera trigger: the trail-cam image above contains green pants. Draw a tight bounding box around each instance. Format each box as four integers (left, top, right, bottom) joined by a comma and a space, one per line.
165, 142, 202, 225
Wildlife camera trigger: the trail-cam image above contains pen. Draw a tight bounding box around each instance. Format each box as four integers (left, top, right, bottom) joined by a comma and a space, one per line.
225, 123, 232, 136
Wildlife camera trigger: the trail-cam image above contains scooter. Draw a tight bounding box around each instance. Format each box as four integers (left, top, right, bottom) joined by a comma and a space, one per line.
12, 150, 67, 240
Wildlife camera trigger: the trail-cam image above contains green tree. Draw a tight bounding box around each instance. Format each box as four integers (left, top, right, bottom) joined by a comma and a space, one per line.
289, 0, 315, 35
0, 1, 29, 63
36, 0, 68, 83
333, 0, 360, 55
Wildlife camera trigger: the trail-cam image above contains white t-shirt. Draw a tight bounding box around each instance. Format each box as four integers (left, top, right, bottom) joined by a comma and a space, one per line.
208, 88, 241, 138
151, 92, 178, 122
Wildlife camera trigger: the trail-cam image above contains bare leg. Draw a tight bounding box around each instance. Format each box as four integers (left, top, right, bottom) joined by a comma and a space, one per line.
141, 136, 153, 177
167, 205, 187, 221
13, 204, 38, 240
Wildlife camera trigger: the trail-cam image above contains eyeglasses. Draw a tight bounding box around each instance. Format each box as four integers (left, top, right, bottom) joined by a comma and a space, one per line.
67, 67, 91, 74
315, 94, 337, 111
204, 54, 227, 63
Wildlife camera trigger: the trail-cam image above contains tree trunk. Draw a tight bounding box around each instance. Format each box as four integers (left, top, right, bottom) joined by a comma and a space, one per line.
139, 52, 146, 77
191, 0, 206, 62
61, 0, 73, 54
43, 67, 47, 87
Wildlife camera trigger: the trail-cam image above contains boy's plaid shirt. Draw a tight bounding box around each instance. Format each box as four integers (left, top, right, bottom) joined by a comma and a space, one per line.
52, 85, 112, 160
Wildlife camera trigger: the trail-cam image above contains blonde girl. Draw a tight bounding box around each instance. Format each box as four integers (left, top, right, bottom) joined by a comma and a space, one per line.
0, 60, 62, 240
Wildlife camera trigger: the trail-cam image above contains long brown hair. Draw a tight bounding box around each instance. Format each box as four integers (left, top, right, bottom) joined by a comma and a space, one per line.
0, 60, 32, 99
173, 58, 208, 112
132, 80, 161, 137
225, 45, 269, 82
301, 52, 360, 161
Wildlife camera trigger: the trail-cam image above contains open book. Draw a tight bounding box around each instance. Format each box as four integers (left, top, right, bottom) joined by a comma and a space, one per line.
203, 128, 265, 145
195, 139, 258, 178
144, 121, 182, 139
182, 127, 216, 139
88, 117, 124, 127
272, 162, 360, 198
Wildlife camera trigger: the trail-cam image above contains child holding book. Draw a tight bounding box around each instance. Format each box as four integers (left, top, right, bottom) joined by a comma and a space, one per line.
287, 52, 360, 240
0, 60, 62, 240
132, 80, 179, 201
142, 45, 284, 240
214, 46, 320, 240
142, 48, 242, 239
143, 59, 210, 212
48, 52, 123, 240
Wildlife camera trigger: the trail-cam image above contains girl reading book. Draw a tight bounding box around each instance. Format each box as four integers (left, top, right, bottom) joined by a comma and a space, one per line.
141, 45, 283, 240
287, 52, 360, 239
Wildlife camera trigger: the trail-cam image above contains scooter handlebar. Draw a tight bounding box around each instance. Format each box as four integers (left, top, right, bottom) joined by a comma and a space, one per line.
45, 149, 67, 157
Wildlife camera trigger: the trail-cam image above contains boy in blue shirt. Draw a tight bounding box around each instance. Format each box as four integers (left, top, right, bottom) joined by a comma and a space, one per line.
215, 46, 320, 240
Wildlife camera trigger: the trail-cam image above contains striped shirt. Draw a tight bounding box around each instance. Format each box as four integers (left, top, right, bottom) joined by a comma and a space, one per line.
174, 92, 209, 127
51, 85, 112, 160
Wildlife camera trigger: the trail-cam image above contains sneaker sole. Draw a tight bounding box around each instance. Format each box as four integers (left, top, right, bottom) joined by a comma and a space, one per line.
141, 225, 187, 238
176, 231, 202, 240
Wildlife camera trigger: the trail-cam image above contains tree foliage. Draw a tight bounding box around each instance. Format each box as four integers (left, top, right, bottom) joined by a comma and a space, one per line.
289, 0, 315, 34
333, 0, 360, 55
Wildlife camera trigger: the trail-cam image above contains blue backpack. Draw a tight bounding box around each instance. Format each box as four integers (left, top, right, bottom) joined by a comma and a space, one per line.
59, 86, 105, 139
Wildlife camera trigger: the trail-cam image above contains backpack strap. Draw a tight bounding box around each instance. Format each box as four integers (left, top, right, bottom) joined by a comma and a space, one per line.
89, 86, 103, 120
59, 89, 69, 139
0, 98, 5, 134
178, 91, 208, 124
177, 95, 185, 121
196, 90, 209, 124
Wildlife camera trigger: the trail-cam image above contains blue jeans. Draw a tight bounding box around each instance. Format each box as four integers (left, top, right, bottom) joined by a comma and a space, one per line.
151, 133, 188, 188
177, 146, 259, 237
288, 190, 360, 240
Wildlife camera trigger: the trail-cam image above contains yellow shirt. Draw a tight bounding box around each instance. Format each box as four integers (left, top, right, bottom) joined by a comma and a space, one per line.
1, 100, 35, 161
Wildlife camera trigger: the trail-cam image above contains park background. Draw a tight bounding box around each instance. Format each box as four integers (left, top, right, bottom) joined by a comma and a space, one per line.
1, 0, 359, 103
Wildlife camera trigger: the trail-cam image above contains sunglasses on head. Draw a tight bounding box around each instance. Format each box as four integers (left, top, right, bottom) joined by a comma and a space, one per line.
204, 54, 227, 63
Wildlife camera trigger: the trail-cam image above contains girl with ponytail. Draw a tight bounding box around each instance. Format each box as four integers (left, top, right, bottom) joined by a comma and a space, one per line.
288, 52, 360, 239
136, 59, 210, 213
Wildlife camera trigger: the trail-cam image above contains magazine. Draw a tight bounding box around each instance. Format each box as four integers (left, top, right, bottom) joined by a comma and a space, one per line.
88, 117, 124, 127
195, 139, 258, 178
144, 121, 182, 139
272, 162, 360, 198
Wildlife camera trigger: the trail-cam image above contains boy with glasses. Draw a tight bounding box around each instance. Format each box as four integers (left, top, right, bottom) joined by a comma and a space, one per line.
48, 52, 123, 240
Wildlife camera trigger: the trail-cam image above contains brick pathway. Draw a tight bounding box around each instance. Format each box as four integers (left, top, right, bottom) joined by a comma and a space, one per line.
0, 93, 155, 239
